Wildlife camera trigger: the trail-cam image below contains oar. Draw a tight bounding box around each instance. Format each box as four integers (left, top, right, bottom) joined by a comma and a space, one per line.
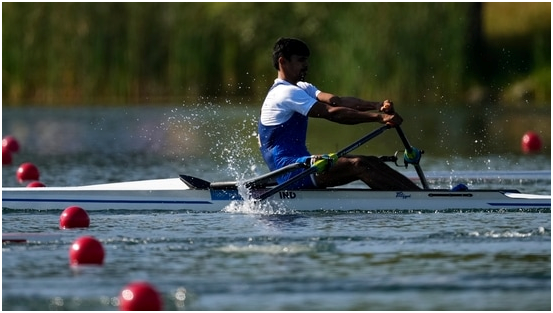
243, 162, 307, 188
207, 162, 308, 190
255, 124, 391, 201
395, 126, 430, 189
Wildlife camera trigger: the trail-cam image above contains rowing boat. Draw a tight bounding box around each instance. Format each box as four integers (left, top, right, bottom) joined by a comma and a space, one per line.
2, 125, 550, 212
1, 173, 550, 211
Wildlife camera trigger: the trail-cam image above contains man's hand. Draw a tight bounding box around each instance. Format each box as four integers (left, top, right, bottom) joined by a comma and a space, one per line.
379, 100, 402, 126
379, 100, 395, 114
381, 112, 403, 127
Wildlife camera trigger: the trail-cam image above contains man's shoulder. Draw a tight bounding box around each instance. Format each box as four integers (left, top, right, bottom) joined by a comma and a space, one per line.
268, 81, 300, 98
270, 80, 316, 93
296, 81, 315, 89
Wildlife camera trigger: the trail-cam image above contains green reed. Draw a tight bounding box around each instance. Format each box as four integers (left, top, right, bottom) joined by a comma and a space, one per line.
2, 2, 550, 106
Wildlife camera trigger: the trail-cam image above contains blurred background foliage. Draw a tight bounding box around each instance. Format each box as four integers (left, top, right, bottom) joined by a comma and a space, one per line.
2, 2, 551, 107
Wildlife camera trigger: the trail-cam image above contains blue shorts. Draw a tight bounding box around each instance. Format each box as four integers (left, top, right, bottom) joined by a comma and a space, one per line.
277, 168, 317, 189
275, 157, 318, 189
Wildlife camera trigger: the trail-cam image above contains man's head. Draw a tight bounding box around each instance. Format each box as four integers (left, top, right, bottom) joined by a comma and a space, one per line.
272, 37, 310, 70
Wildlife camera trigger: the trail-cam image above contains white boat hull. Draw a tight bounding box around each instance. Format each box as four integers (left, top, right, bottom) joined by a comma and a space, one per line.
2, 177, 550, 211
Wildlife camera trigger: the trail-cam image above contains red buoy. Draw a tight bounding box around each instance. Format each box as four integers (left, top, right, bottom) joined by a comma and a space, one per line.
119, 281, 163, 311
16, 162, 40, 183
27, 181, 46, 188
2, 147, 12, 165
69, 236, 104, 266
60, 206, 90, 229
2, 135, 20, 153
521, 131, 542, 154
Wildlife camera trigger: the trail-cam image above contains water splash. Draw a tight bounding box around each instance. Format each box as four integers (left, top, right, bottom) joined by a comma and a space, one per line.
215, 243, 313, 254
164, 99, 262, 171
222, 199, 293, 215
164, 98, 295, 214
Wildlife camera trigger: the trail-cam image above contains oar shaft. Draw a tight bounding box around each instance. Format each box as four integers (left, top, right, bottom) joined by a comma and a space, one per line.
336, 125, 391, 157
255, 166, 319, 201
395, 126, 411, 151
244, 162, 307, 188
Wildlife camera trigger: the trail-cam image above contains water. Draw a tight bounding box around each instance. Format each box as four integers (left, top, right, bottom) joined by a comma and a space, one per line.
2, 106, 551, 310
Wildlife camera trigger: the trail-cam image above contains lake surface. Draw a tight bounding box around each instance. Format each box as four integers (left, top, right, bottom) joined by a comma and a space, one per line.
2, 106, 551, 310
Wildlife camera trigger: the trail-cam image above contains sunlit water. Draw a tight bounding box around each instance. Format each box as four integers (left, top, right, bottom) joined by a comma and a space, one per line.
2, 106, 551, 310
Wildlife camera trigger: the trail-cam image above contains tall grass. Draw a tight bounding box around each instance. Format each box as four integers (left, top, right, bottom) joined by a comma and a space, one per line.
2, 2, 550, 106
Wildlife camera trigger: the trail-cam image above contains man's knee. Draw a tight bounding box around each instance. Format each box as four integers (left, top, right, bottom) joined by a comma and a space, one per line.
342, 155, 374, 171
350, 155, 379, 165
351, 155, 388, 172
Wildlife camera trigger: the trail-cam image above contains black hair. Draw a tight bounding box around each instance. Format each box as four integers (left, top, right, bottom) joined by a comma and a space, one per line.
272, 37, 310, 70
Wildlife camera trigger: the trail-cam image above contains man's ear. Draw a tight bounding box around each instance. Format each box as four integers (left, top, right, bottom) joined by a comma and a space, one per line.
278, 56, 287, 70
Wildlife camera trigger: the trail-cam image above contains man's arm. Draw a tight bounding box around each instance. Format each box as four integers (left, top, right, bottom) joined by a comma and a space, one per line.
310, 91, 400, 125
317, 91, 382, 112
307, 101, 402, 126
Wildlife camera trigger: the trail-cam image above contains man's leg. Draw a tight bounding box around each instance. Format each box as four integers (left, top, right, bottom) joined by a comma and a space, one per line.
315, 155, 421, 190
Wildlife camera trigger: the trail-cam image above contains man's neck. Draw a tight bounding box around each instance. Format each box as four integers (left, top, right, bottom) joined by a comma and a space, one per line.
277, 72, 298, 85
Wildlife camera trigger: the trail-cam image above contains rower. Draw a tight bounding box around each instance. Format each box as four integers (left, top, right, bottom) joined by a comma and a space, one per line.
258, 37, 420, 191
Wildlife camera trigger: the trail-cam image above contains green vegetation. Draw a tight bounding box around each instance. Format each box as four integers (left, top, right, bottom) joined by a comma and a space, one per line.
2, 2, 550, 107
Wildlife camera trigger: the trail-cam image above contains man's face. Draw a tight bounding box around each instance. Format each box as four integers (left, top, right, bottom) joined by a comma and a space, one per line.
285, 54, 309, 82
